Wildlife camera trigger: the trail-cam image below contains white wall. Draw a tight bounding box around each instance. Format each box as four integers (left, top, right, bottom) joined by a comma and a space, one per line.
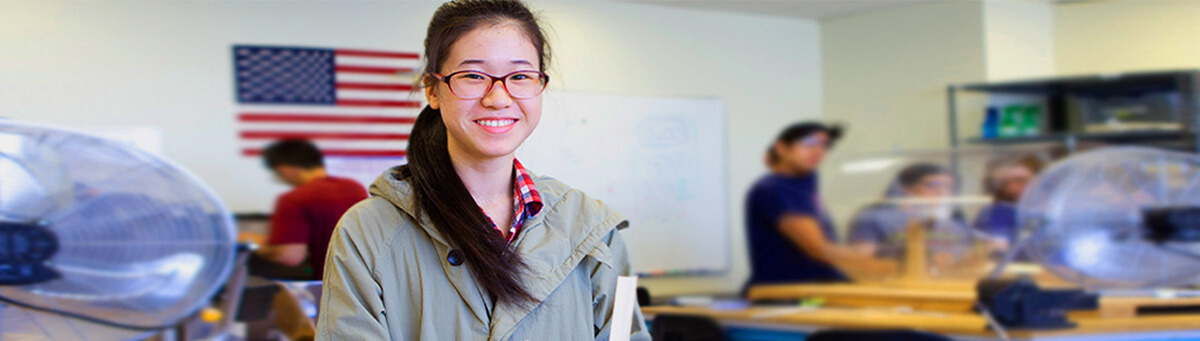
1055, 0, 1200, 75
822, 1, 986, 154
534, 2, 822, 296
0, 0, 441, 212
984, 0, 1055, 81
0, 0, 822, 296
819, 0, 987, 229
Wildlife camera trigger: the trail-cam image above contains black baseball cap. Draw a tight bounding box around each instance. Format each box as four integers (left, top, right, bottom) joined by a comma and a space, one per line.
776, 121, 843, 147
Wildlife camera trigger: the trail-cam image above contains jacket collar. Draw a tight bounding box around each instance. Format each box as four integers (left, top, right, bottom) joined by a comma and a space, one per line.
369, 167, 628, 339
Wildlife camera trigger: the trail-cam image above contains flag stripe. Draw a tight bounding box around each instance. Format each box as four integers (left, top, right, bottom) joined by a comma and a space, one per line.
239, 113, 417, 124
334, 49, 420, 59
243, 148, 407, 157
241, 131, 410, 140
337, 82, 415, 91
239, 122, 413, 134
238, 104, 418, 115
335, 73, 415, 84
336, 65, 416, 75
241, 139, 407, 150
336, 56, 416, 68
336, 99, 422, 108
335, 89, 415, 101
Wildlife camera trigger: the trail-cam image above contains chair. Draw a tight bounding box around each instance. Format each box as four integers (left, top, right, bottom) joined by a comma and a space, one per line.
243, 279, 322, 341
637, 286, 651, 307
650, 314, 728, 341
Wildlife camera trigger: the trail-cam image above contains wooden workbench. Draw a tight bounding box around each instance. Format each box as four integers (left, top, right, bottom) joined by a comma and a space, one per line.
642, 305, 1200, 340
643, 283, 1200, 340
747, 282, 1200, 318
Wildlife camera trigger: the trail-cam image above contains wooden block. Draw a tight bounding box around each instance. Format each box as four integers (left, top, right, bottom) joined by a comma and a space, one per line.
903, 219, 928, 282
748, 283, 976, 313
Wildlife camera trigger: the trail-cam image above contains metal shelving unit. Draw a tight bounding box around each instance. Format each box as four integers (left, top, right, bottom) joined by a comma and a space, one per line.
947, 70, 1200, 154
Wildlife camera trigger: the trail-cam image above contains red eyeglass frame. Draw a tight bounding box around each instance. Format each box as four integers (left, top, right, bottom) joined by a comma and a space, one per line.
432, 70, 550, 100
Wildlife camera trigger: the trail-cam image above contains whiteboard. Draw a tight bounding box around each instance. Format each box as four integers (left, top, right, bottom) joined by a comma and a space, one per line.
517, 90, 728, 275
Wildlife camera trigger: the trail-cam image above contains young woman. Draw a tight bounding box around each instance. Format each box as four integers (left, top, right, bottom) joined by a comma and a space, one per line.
317, 1, 648, 339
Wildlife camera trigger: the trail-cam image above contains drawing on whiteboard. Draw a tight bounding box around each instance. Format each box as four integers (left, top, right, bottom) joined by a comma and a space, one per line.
635, 116, 691, 148
518, 90, 727, 275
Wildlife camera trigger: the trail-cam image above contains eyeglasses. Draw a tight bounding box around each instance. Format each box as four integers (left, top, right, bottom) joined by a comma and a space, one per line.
433, 70, 550, 100
796, 135, 830, 148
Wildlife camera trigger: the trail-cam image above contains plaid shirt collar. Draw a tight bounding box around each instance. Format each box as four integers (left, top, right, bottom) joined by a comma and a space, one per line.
484, 158, 543, 243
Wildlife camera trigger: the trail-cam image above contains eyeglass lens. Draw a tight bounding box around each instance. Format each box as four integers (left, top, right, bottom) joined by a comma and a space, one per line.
448, 71, 546, 99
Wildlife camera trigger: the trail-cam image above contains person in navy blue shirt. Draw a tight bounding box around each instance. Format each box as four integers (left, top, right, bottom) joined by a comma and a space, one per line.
744, 122, 891, 290
973, 156, 1038, 253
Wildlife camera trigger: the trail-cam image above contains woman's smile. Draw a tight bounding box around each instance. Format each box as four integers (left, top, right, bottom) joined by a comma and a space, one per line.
474, 117, 519, 134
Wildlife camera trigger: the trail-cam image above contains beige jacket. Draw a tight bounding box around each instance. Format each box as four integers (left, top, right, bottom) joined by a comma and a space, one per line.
317, 169, 650, 340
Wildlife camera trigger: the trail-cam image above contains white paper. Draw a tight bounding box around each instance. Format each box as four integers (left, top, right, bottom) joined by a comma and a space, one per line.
608, 275, 639, 341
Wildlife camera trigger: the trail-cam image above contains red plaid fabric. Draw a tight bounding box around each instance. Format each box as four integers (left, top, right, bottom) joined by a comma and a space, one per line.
482, 158, 543, 243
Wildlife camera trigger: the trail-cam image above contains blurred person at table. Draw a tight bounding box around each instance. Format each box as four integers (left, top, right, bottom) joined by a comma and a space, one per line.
240, 139, 368, 279
744, 122, 893, 291
847, 162, 974, 261
973, 156, 1039, 257
237, 139, 367, 341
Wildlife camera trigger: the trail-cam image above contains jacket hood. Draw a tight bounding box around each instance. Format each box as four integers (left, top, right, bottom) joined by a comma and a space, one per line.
368, 166, 419, 216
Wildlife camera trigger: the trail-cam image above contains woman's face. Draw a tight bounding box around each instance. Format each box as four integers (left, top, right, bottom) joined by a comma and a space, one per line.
426, 23, 542, 162
906, 173, 956, 198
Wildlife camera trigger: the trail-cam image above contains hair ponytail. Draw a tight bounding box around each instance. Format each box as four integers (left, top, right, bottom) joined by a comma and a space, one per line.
398, 0, 548, 307
396, 105, 536, 306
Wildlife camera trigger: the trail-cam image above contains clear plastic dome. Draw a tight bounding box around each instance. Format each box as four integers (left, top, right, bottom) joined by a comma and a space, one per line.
824, 145, 1061, 283
1019, 146, 1200, 289
0, 120, 237, 340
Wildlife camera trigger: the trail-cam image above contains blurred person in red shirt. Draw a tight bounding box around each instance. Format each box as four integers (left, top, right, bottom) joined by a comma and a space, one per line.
241, 139, 368, 280
237, 139, 367, 341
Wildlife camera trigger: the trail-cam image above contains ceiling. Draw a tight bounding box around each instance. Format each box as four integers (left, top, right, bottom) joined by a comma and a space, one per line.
622, 0, 942, 20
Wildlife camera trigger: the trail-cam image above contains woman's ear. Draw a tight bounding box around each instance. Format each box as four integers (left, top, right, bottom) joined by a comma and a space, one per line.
424, 77, 441, 110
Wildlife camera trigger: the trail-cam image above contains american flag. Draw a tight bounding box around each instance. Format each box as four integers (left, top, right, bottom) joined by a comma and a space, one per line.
233, 45, 421, 158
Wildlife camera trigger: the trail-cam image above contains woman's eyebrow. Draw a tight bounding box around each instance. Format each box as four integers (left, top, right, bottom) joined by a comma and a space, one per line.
454, 59, 533, 68
457, 59, 485, 67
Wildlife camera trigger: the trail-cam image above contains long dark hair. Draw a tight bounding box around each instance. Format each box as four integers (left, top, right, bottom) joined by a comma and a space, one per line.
398, 0, 549, 306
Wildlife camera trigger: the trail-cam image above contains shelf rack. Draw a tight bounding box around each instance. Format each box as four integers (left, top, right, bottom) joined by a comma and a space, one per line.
947, 70, 1200, 154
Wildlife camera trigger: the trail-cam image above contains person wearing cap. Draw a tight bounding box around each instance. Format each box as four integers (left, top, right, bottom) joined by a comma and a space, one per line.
745, 122, 878, 288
